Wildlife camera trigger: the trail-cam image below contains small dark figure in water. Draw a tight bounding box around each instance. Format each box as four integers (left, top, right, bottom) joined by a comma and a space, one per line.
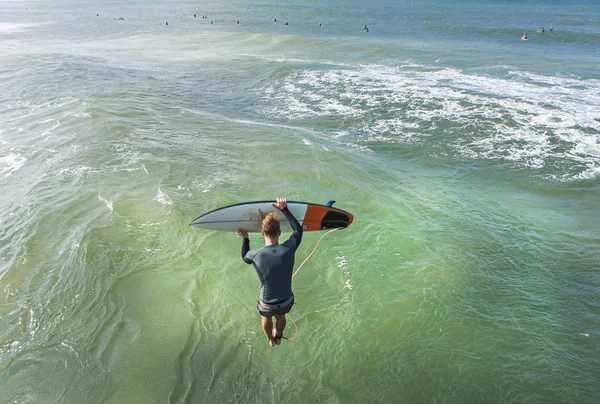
237, 20, 240, 24
366, 28, 369, 33
166, 21, 168, 26
274, 18, 278, 22
114, 17, 124, 21
210, 21, 213, 24
549, 26, 553, 32
97, 14, 99, 17
285, 22, 288, 25
541, 27, 545, 33
318, 23, 322, 27
194, 14, 197, 18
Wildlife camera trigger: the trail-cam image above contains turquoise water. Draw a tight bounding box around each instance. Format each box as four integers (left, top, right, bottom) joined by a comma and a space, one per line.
1, 0, 599, 403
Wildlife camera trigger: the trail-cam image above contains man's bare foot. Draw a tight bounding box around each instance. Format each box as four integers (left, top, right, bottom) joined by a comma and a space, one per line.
272, 329, 282, 346
268, 337, 276, 347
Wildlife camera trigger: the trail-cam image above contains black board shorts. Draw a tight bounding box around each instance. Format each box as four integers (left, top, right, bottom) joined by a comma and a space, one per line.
257, 295, 294, 317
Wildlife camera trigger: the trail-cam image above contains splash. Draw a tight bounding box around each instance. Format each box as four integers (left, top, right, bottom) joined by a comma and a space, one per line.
155, 186, 173, 206
0, 153, 26, 177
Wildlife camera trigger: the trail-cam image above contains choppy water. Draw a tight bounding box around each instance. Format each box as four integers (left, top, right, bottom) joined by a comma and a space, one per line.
1, 0, 599, 403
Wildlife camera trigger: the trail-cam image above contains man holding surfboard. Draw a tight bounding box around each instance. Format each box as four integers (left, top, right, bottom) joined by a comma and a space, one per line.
237, 197, 302, 347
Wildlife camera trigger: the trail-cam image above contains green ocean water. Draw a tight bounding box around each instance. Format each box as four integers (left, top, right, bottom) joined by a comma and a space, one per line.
1, 0, 599, 403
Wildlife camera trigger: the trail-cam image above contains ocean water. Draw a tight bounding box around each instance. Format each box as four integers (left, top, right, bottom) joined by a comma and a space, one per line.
1, 0, 599, 403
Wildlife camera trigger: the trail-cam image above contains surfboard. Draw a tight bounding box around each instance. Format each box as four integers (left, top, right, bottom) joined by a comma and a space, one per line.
189, 201, 354, 232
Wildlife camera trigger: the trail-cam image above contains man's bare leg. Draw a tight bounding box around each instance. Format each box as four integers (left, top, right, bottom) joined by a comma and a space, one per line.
273, 314, 286, 345
262, 316, 276, 347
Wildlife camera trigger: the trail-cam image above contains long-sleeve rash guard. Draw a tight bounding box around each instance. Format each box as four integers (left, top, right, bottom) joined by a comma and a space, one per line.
241, 207, 303, 304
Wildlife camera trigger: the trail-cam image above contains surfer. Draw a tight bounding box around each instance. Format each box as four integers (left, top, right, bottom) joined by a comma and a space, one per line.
237, 198, 303, 347
522, 33, 528, 40
540, 27, 545, 33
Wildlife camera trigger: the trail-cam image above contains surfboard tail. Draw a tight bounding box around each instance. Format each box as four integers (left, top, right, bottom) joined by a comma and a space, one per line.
301, 205, 353, 231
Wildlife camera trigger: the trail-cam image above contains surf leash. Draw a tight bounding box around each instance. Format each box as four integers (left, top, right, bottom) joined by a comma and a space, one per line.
284, 227, 340, 341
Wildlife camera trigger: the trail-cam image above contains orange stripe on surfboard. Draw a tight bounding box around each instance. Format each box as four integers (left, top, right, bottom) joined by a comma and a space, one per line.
301, 205, 353, 231
301, 205, 328, 231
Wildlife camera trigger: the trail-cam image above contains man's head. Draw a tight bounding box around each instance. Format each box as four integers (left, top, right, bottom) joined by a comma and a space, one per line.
261, 212, 281, 239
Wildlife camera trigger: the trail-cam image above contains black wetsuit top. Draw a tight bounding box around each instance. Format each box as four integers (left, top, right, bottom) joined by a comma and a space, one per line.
241, 207, 303, 304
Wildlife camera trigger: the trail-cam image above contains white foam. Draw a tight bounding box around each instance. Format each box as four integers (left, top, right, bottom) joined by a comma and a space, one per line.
572, 162, 600, 180
0, 23, 40, 34
204, 115, 319, 137
41, 120, 61, 138
260, 63, 600, 178
155, 186, 172, 206
336, 255, 352, 290
239, 54, 339, 66
0, 153, 26, 177
54, 165, 93, 178
98, 194, 114, 212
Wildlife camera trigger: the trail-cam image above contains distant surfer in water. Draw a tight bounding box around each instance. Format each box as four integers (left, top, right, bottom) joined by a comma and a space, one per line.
237, 198, 302, 347
522, 33, 528, 40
